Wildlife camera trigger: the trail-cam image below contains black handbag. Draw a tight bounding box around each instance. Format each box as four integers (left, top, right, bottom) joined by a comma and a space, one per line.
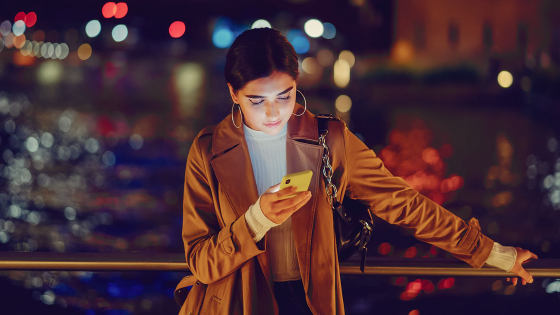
317, 114, 374, 273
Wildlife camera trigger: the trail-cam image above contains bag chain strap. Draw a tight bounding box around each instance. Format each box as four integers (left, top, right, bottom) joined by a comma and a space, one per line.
318, 130, 338, 209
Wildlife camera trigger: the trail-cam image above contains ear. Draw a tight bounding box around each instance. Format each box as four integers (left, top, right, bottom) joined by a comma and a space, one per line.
227, 83, 239, 104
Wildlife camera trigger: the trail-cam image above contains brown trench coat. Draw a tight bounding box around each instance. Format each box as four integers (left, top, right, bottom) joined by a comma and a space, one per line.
177, 103, 494, 314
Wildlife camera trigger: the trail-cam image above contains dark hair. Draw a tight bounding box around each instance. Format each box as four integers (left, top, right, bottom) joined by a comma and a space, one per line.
225, 28, 299, 91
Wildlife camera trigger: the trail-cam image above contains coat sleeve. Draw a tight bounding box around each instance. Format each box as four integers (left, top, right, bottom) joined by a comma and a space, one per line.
182, 135, 265, 284
339, 120, 494, 268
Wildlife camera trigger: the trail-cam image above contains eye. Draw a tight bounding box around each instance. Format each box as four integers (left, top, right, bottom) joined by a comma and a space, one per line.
249, 99, 264, 106
278, 95, 291, 101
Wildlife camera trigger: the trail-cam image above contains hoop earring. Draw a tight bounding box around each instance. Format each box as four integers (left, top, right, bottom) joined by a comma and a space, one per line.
293, 89, 307, 116
231, 102, 242, 128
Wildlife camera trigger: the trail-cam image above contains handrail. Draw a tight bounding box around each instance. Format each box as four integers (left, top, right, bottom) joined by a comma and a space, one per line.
0, 252, 556, 276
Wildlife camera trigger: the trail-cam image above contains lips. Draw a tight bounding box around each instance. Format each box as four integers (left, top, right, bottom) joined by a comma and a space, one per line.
264, 120, 281, 128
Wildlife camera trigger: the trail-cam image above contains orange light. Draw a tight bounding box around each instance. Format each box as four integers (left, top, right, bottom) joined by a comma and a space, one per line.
13, 51, 35, 66
25, 12, 37, 27
13, 35, 26, 49
169, 21, 186, 38
102, 2, 117, 18
15, 12, 26, 22
114, 2, 128, 19
409, 310, 420, 315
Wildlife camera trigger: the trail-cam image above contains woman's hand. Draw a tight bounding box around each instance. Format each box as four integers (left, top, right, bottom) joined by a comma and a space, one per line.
506, 247, 538, 285
260, 184, 312, 225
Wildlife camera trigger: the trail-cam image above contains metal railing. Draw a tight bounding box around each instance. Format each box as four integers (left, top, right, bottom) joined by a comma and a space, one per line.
0, 252, 557, 277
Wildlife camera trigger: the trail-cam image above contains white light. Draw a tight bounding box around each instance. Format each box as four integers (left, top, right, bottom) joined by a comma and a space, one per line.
129, 134, 143, 150
55, 44, 62, 59
41, 132, 54, 148
335, 95, 352, 113
304, 19, 324, 38
58, 116, 72, 132
12, 20, 26, 36
85, 138, 99, 153
47, 43, 55, 59
497, 71, 513, 88
59, 43, 69, 59
26, 137, 39, 152
251, 19, 272, 29
102, 151, 116, 166
85, 20, 102, 38
64, 207, 76, 220
112, 24, 128, 42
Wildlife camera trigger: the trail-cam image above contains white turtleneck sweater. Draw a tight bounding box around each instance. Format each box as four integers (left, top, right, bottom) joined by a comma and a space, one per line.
241, 122, 517, 282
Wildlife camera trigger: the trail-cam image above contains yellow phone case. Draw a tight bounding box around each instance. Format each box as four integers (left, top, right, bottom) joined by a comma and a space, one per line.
279, 170, 313, 200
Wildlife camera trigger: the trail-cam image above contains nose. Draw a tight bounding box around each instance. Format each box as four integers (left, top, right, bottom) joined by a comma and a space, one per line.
265, 101, 280, 118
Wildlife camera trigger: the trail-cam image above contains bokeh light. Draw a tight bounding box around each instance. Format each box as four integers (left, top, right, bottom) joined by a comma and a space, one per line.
86, 20, 102, 38
392, 40, 414, 64
114, 2, 128, 19
102, 2, 117, 18
37, 60, 63, 84
334, 59, 350, 88
212, 28, 233, 48
316, 49, 334, 67
25, 12, 38, 27
13, 20, 26, 36
77, 43, 93, 60
322, 22, 336, 39
339, 50, 355, 68
32, 30, 45, 41
0, 21, 12, 36
335, 95, 352, 113
14, 12, 26, 22
112, 24, 128, 42
13, 35, 26, 49
302, 57, 320, 74
497, 71, 513, 88
169, 21, 186, 38
287, 30, 309, 54
304, 19, 324, 38
251, 19, 272, 29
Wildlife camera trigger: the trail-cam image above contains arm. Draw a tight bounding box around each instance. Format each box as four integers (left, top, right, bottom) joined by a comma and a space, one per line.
340, 121, 493, 268
182, 136, 265, 284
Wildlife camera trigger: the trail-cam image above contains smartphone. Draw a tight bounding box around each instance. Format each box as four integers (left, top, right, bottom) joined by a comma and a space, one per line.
278, 170, 313, 200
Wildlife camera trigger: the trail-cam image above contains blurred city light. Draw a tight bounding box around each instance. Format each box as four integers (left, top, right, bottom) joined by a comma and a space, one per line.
102, 2, 118, 18
304, 19, 324, 38
86, 20, 102, 38
37, 60, 63, 84
32, 30, 45, 41
339, 50, 355, 68
25, 12, 38, 27
287, 30, 309, 54
322, 22, 336, 39
251, 19, 272, 29
112, 24, 128, 42
77, 43, 93, 60
497, 71, 513, 88
301, 57, 320, 74
334, 59, 350, 88
114, 3, 128, 19
13, 20, 26, 36
392, 40, 414, 64
14, 12, 26, 22
212, 28, 233, 48
169, 21, 186, 38
0, 21, 12, 36
13, 35, 26, 49
335, 95, 352, 113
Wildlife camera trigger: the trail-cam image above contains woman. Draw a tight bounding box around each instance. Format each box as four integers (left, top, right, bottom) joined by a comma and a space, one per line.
177, 28, 537, 314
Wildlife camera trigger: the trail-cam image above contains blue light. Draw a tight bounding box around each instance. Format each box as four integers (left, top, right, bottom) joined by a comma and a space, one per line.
213, 28, 234, 48
323, 23, 336, 39
108, 282, 121, 297
292, 37, 309, 54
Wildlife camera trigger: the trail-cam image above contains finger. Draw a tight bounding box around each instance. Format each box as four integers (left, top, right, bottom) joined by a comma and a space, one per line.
515, 267, 534, 284
265, 184, 281, 194
274, 190, 309, 208
522, 278, 527, 285
512, 278, 518, 286
277, 192, 311, 215
275, 186, 299, 199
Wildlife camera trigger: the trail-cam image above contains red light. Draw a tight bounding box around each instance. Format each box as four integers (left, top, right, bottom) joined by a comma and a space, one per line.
424, 282, 435, 294
409, 310, 420, 315
395, 276, 406, 286
102, 2, 117, 18
378, 242, 391, 255
15, 12, 26, 22
405, 247, 417, 258
114, 2, 128, 19
25, 12, 37, 27
430, 246, 438, 255
444, 277, 455, 289
169, 21, 186, 38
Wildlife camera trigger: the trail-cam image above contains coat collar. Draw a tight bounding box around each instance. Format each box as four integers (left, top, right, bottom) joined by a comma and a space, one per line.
212, 103, 318, 155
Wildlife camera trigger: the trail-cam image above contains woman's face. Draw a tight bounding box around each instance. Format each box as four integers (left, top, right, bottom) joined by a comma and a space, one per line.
228, 70, 296, 136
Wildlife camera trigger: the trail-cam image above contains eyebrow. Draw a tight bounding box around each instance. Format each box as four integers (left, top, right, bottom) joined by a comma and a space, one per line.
244, 86, 293, 99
